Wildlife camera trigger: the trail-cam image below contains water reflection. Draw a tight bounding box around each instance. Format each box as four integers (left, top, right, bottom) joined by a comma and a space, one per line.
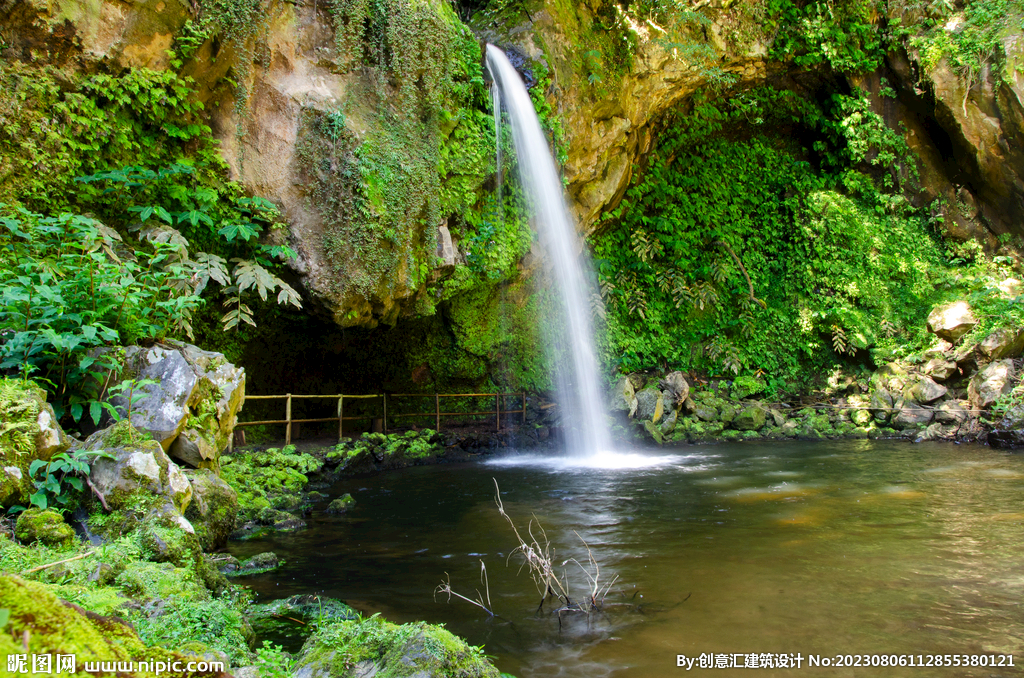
231, 440, 1024, 677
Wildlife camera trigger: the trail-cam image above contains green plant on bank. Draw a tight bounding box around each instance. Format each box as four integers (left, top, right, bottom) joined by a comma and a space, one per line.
221, 446, 322, 520
592, 85, 950, 384
254, 643, 295, 678
105, 378, 159, 435
907, 0, 1024, 85
12, 449, 113, 513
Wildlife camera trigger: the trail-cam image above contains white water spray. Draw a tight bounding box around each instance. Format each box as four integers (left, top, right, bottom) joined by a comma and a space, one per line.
486, 44, 612, 456
491, 82, 502, 211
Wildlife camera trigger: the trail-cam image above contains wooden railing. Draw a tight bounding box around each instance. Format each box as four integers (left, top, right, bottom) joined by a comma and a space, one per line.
235, 392, 527, 445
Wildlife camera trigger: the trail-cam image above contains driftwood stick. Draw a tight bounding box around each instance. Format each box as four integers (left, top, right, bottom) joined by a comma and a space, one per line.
23, 550, 97, 575
86, 477, 109, 511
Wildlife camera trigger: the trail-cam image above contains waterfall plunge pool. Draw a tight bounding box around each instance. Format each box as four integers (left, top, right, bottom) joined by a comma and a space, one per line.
229, 440, 1024, 677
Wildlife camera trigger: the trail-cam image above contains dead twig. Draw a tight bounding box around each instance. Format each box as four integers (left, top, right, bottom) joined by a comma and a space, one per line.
23, 550, 96, 575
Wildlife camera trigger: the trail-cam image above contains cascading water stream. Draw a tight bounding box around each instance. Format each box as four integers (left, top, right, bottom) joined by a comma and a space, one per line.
485, 44, 612, 456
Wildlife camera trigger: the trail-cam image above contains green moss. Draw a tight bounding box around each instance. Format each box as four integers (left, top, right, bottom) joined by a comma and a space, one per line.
14, 508, 75, 546
294, 615, 501, 678
220, 445, 321, 522
0, 379, 54, 507
0, 575, 196, 677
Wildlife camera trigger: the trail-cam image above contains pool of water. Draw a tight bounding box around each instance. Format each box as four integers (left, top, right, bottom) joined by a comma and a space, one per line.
230, 440, 1024, 677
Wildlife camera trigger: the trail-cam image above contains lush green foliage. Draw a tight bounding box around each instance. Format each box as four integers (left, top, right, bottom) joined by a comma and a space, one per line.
19, 449, 112, 513
768, 0, 886, 73
220, 445, 322, 521
593, 87, 948, 384
907, 0, 1024, 83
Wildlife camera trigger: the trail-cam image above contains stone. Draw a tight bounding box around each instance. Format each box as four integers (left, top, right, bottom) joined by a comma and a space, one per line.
769, 409, 787, 427
225, 551, 281, 576
870, 389, 894, 423
781, 420, 799, 437
915, 422, 950, 442
634, 388, 663, 422
0, 380, 71, 509
103, 342, 245, 471
720, 404, 737, 425
923, 358, 958, 381
610, 377, 638, 418
693, 401, 718, 422
934, 400, 969, 425
436, 223, 457, 266
85, 422, 193, 513
326, 493, 356, 514
989, 430, 1024, 448
907, 376, 948, 404
183, 469, 239, 551
851, 408, 873, 426
642, 420, 664, 445
926, 301, 978, 342
733, 405, 766, 431
659, 371, 690, 404
979, 327, 1024, 360
660, 409, 678, 436
968, 359, 1015, 409
15, 509, 75, 546
892, 402, 933, 429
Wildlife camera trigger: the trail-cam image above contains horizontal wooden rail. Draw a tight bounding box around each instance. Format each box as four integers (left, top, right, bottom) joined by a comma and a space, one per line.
232, 391, 527, 448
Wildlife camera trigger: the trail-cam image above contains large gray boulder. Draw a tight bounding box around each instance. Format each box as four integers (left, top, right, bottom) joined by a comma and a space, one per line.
106, 342, 245, 471
893, 401, 933, 429
979, 327, 1024, 360
926, 301, 978, 342
869, 389, 893, 423
934, 400, 969, 425
85, 422, 192, 515
968, 359, 1015, 409
634, 388, 664, 422
659, 371, 690, 405
183, 469, 239, 551
733, 405, 766, 431
609, 377, 638, 418
923, 358, 958, 381
907, 376, 948, 404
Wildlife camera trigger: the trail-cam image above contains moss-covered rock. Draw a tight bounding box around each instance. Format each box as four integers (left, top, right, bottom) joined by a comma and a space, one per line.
14, 508, 75, 546
325, 430, 445, 475
184, 469, 239, 551
733, 405, 766, 431
0, 574, 230, 677
293, 616, 502, 678
0, 379, 70, 509
223, 551, 282, 577
248, 595, 359, 653
326, 494, 356, 514
85, 422, 193, 514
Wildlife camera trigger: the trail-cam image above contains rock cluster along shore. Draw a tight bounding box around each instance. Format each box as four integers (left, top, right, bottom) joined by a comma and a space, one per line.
615, 300, 1024, 448
0, 342, 507, 677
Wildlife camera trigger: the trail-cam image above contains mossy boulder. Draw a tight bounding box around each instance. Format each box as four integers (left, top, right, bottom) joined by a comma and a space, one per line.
248, 595, 359, 652
733, 405, 766, 431
223, 551, 282, 577
292, 616, 502, 678
642, 419, 664, 444
968, 359, 1015, 409
326, 493, 356, 514
634, 387, 663, 422
184, 469, 239, 551
85, 422, 193, 514
0, 379, 71, 509
100, 342, 245, 472
15, 508, 75, 546
0, 575, 225, 677
609, 377, 638, 417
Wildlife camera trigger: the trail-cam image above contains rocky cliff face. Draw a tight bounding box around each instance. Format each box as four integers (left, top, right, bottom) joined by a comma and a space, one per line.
2, 0, 1022, 333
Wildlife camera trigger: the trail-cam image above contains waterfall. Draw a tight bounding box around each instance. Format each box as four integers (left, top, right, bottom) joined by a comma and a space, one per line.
485, 44, 612, 456
491, 82, 503, 212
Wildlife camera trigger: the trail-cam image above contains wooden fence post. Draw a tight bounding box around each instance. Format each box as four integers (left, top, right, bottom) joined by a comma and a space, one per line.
342, 395, 350, 444
285, 393, 292, 445
435, 394, 440, 431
